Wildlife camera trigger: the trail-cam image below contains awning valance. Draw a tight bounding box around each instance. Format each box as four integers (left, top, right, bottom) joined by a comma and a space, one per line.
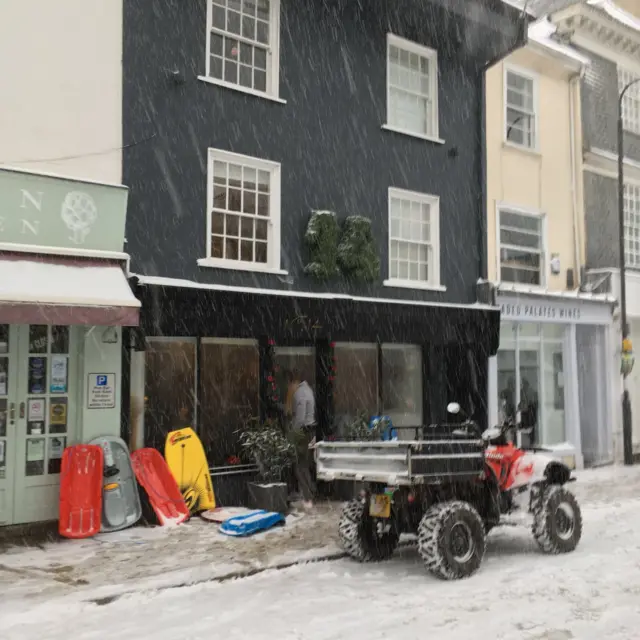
0, 255, 140, 326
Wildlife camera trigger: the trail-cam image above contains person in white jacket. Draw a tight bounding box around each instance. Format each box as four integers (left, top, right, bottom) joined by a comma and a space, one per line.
286, 368, 316, 509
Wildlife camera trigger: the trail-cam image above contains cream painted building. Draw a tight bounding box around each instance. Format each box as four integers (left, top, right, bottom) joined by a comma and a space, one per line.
0, 1, 140, 526
484, 17, 617, 468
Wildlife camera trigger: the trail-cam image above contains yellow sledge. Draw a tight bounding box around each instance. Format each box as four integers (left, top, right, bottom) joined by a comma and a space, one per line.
164, 427, 215, 513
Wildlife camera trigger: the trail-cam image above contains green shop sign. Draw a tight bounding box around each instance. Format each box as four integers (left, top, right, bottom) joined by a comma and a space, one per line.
0, 167, 129, 253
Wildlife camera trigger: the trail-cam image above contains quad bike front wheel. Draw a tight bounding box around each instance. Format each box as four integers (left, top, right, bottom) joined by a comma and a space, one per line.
338, 497, 399, 562
418, 500, 486, 580
532, 484, 582, 554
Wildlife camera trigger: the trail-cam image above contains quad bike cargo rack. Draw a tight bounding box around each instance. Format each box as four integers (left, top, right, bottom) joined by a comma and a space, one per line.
316, 424, 485, 486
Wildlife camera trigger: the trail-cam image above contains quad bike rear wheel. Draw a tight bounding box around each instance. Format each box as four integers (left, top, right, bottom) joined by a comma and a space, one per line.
532, 484, 582, 554
338, 497, 399, 562
418, 500, 486, 580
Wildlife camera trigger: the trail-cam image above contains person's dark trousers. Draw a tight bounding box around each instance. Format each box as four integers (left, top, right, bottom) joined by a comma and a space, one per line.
290, 426, 316, 502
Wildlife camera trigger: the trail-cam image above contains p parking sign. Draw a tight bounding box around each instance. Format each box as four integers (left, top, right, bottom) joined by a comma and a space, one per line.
87, 373, 116, 409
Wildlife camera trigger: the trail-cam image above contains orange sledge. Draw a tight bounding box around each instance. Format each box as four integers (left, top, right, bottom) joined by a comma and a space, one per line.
58, 444, 104, 539
131, 448, 190, 526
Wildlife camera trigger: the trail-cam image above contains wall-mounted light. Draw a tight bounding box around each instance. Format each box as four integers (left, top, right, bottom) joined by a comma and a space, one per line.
550, 254, 561, 275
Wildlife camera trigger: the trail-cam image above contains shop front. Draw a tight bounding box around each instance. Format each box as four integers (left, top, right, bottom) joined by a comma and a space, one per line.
0, 167, 140, 526
128, 277, 500, 505
488, 290, 616, 469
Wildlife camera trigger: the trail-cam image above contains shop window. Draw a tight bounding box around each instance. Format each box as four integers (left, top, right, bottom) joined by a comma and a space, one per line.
145, 339, 197, 451
496, 323, 566, 446
381, 344, 423, 427
333, 343, 379, 424
274, 346, 315, 416
200, 338, 259, 466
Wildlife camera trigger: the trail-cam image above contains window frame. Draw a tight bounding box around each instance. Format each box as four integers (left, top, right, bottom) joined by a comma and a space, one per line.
202, 0, 283, 102
503, 64, 539, 151
623, 182, 640, 269
201, 148, 283, 274
384, 187, 443, 291
496, 204, 547, 288
618, 67, 640, 136
384, 33, 440, 142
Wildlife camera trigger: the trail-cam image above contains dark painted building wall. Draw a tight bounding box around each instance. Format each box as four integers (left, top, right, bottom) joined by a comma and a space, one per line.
123, 0, 520, 304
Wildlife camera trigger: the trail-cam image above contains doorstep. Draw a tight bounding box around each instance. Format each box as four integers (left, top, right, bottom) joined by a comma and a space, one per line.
0, 520, 59, 552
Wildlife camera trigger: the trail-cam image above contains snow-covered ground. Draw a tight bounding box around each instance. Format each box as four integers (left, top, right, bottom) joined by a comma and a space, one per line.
2, 465, 640, 639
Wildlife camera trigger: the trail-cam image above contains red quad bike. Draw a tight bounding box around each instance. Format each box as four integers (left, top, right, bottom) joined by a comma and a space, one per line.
316, 401, 582, 581
448, 402, 583, 553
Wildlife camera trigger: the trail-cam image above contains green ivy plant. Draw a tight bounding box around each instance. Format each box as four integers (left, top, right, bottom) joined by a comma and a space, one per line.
303, 210, 340, 281
337, 215, 380, 283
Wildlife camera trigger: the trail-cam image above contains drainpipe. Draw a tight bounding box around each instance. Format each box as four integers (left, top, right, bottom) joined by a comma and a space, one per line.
478, 6, 529, 282
569, 68, 585, 289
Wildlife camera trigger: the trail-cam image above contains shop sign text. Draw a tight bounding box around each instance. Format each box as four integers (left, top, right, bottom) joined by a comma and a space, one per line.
500, 302, 581, 321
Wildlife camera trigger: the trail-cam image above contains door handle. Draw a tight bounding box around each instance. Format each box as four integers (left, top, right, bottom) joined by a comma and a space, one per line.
9, 402, 15, 425
19, 402, 25, 419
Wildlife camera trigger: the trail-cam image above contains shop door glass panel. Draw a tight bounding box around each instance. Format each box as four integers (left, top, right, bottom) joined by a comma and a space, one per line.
497, 350, 516, 422
0, 325, 18, 525
13, 325, 75, 525
541, 325, 566, 445
518, 348, 540, 444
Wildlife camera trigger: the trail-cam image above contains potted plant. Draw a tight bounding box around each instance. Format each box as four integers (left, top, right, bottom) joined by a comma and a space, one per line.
238, 417, 296, 514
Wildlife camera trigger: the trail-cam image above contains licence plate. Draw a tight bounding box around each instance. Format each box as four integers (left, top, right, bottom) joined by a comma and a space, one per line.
369, 494, 391, 518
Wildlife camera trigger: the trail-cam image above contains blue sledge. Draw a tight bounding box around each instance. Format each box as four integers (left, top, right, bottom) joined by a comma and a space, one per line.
219, 509, 285, 537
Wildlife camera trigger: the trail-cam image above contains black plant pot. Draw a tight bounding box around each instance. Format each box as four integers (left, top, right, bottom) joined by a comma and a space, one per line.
247, 481, 288, 514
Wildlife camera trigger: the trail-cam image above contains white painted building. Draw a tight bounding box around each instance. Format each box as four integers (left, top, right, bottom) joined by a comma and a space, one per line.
0, 0, 123, 182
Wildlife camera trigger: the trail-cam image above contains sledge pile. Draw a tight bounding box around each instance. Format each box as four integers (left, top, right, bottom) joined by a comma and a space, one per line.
59, 427, 285, 541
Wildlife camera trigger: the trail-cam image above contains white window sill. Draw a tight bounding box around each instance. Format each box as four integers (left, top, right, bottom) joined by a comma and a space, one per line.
197, 258, 288, 275
197, 76, 287, 104
381, 124, 445, 145
383, 279, 447, 292
498, 281, 547, 294
502, 141, 541, 157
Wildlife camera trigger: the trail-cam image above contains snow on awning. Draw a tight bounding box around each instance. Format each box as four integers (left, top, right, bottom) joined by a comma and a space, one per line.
0, 255, 140, 326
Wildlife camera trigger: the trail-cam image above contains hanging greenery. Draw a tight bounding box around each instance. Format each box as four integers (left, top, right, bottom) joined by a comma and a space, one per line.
337, 215, 380, 283
303, 210, 340, 281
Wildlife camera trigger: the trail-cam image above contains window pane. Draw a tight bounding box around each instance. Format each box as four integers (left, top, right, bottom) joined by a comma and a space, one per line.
519, 348, 539, 446
333, 343, 378, 424
144, 340, 197, 451
497, 349, 516, 425
274, 347, 315, 417
209, 154, 275, 265
199, 339, 259, 466
381, 345, 423, 427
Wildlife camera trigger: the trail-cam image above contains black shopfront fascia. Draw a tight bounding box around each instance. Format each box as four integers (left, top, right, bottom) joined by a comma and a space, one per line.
123, 281, 500, 446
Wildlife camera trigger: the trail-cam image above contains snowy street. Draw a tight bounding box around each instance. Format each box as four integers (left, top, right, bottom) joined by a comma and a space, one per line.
2, 466, 640, 639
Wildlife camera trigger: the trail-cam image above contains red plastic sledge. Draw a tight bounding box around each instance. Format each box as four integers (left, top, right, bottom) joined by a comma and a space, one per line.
131, 448, 190, 526
58, 444, 104, 539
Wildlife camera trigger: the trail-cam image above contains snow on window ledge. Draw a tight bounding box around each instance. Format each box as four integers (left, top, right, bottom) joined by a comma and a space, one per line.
383, 278, 446, 292
502, 141, 541, 157
197, 76, 287, 104
197, 258, 288, 275
381, 124, 445, 145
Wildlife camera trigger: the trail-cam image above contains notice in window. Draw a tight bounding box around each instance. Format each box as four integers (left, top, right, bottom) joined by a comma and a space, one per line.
28, 357, 47, 394
50, 355, 68, 393
87, 373, 116, 409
